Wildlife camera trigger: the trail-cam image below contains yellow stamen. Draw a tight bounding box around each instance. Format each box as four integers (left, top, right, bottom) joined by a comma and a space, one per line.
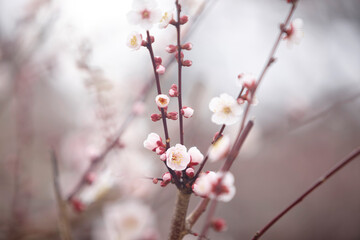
223, 106, 232, 114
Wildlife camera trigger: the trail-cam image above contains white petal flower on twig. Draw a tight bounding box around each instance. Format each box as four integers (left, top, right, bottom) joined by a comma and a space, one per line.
166, 144, 191, 171
127, 0, 161, 30
188, 146, 204, 165
209, 135, 231, 162
143, 132, 164, 151
209, 93, 243, 125
192, 171, 236, 202
155, 94, 170, 108
126, 32, 143, 50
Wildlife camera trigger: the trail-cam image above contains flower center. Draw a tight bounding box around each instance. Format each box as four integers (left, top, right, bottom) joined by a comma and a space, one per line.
171, 153, 183, 164
223, 106, 232, 114
142, 9, 150, 19
160, 12, 168, 23
159, 97, 167, 105
130, 36, 137, 46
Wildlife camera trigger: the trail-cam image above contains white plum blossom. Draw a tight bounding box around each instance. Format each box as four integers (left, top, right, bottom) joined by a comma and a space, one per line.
127, 0, 161, 30
155, 94, 170, 108
79, 168, 116, 205
188, 146, 204, 165
192, 171, 217, 197
192, 171, 236, 202
181, 106, 194, 118
126, 32, 143, 50
237, 73, 257, 90
209, 93, 243, 125
285, 18, 304, 47
209, 135, 231, 162
166, 144, 191, 171
159, 10, 173, 28
143, 132, 164, 151
102, 201, 154, 240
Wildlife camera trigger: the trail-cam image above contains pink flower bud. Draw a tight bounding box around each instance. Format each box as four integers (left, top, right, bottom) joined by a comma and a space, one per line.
150, 36, 155, 43
167, 111, 178, 120
85, 172, 96, 184
169, 84, 179, 97
180, 15, 189, 24
175, 171, 182, 178
71, 198, 85, 213
160, 181, 169, 187
141, 40, 148, 46
166, 44, 177, 53
152, 178, 158, 184
181, 106, 194, 118
162, 172, 172, 183
186, 168, 195, 178
151, 113, 162, 122
156, 146, 166, 155
182, 42, 192, 50
156, 65, 166, 75
160, 153, 166, 161
154, 56, 162, 65
211, 218, 227, 232
182, 60, 192, 67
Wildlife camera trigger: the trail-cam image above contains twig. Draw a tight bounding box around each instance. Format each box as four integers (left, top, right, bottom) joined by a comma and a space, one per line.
146, 30, 181, 188
175, 0, 185, 145
198, 121, 254, 239
251, 145, 360, 240
51, 151, 72, 240
240, 2, 297, 132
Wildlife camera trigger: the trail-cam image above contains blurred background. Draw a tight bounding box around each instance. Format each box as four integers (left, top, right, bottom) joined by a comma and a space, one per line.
0, 0, 359, 239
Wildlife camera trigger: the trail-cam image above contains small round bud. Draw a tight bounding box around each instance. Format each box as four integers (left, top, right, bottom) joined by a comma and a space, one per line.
211, 218, 227, 232
71, 198, 85, 213
156, 65, 166, 75
185, 168, 195, 178
181, 106, 194, 118
85, 172, 96, 184
162, 172, 172, 183
151, 113, 162, 122
169, 84, 179, 97
150, 36, 155, 43
154, 56, 162, 65
167, 111, 178, 120
182, 60, 192, 67
160, 153, 166, 161
152, 178, 158, 184
182, 42, 192, 50
166, 44, 177, 53
180, 15, 189, 25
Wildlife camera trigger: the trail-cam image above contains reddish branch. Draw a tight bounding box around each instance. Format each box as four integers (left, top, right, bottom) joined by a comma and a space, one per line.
175, 0, 185, 145
252, 145, 360, 240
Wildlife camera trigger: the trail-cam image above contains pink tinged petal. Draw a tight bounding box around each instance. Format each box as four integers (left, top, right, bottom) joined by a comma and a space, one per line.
188, 146, 204, 165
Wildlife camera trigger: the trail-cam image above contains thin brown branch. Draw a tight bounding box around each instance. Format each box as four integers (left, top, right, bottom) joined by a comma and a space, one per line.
198, 121, 253, 239
251, 145, 360, 240
240, 2, 297, 132
51, 151, 72, 240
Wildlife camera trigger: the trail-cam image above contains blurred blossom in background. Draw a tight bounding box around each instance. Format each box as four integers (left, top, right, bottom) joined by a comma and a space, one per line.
0, 0, 359, 239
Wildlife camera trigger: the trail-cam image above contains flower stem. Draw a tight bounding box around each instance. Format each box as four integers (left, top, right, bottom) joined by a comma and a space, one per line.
146, 30, 182, 188
168, 190, 192, 240
251, 145, 360, 240
175, 0, 185, 145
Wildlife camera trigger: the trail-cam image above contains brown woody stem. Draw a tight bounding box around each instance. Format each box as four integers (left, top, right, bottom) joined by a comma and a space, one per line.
168, 190, 192, 240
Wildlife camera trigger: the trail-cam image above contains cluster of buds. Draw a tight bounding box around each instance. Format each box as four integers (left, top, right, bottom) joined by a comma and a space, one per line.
154, 56, 166, 75
152, 94, 179, 121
